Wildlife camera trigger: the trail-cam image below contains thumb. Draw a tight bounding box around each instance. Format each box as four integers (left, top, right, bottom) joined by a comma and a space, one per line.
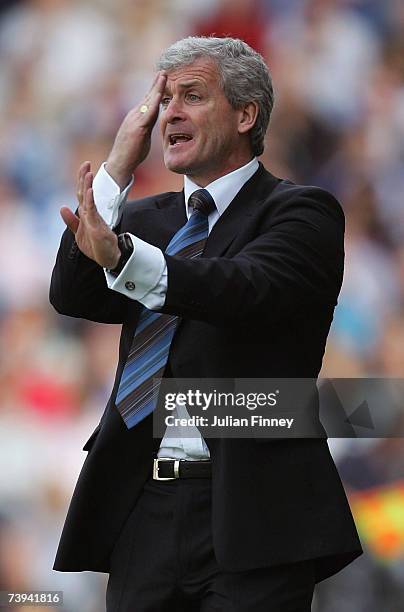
60, 206, 80, 234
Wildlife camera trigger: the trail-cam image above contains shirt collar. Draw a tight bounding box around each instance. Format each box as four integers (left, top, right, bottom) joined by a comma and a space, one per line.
184, 157, 259, 218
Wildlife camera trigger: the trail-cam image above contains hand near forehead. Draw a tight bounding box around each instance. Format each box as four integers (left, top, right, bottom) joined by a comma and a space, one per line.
59, 73, 167, 267
106, 71, 167, 189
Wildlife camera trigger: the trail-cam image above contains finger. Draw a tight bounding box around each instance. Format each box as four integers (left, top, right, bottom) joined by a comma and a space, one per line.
155, 72, 167, 94
146, 70, 166, 96
139, 74, 168, 124
77, 162, 90, 208
141, 73, 167, 111
154, 74, 167, 107
77, 161, 90, 181
81, 172, 94, 212
146, 73, 167, 105
85, 186, 96, 212
77, 161, 91, 204
146, 71, 160, 96
60, 206, 80, 234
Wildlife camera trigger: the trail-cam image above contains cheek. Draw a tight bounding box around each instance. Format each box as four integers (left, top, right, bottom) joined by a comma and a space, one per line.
204, 124, 232, 151
199, 120, 221, 148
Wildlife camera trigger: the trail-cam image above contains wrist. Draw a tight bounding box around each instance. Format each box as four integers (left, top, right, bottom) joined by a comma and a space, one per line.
107, 233, 134, 277
105, 159, 134, 190
109, 246, 122, 270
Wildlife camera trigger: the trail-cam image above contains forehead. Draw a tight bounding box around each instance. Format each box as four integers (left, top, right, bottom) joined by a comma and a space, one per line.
165, 57, 221, 89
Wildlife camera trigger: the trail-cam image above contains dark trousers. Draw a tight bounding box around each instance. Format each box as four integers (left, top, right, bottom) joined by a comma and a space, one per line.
106, 477, 315, 611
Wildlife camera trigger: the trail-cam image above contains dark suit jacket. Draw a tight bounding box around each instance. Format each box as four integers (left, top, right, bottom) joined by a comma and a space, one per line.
49, 163, 362, 582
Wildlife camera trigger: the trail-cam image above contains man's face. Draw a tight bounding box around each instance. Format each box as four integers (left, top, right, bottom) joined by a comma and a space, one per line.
159, 58, 247, 186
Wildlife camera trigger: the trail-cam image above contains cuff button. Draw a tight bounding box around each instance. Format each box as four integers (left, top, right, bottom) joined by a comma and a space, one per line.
125, 281, 136, 291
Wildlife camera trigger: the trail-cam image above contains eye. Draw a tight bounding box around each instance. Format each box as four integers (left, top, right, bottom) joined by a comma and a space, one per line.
187, 93, 201, 102
160, 96, 171, 108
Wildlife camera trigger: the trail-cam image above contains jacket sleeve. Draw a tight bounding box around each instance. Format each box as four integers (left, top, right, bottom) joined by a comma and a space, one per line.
49, 225, 132, 324
160, 187, 345, 327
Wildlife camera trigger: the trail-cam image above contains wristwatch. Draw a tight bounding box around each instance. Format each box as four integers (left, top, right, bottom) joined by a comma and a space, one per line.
108, 233, 134, 277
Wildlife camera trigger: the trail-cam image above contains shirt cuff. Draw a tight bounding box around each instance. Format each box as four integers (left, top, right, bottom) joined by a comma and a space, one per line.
104, 233, 167, 310
93, 162, 134, 228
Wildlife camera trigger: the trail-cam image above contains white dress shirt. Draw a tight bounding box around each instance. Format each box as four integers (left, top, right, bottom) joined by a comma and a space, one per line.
93, 157, 259, 459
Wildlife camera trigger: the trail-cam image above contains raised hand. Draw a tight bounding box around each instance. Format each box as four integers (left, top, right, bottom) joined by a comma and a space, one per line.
60, 162, 121, 269
106, 71, 167, 188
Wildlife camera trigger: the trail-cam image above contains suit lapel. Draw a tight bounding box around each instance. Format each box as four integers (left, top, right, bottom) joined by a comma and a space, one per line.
129, 192, 187, 251
158, 191, 187, 243
203, 163, 280, 257
128, 164, 279, 256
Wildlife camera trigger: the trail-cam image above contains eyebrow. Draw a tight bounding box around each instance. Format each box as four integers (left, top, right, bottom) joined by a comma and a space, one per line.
163, 80, 205, 94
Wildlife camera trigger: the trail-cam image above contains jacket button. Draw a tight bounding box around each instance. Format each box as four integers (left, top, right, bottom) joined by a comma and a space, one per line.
68, 241, 79, 259
125, 281, 136, 291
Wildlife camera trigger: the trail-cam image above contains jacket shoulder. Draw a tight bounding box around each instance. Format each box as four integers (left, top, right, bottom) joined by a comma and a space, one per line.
270, 177, 344, 220
257, 163, 343, 219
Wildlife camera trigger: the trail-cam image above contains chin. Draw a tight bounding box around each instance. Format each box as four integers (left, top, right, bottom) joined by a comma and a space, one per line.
164, 157, 196, 176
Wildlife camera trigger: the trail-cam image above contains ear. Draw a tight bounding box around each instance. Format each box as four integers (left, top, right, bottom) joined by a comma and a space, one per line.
237, 101, 259, 135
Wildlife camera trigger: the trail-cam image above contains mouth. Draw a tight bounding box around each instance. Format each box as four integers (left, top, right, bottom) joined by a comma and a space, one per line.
168, 133, 194, 148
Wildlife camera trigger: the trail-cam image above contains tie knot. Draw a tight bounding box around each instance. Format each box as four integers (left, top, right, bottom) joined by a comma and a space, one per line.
189, 189, 216, 217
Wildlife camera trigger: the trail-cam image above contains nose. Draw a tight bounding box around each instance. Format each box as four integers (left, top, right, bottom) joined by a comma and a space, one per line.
163, 97, 186, 123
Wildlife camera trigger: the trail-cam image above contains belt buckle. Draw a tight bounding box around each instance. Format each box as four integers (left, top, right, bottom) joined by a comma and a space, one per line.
153, 458, 180, 481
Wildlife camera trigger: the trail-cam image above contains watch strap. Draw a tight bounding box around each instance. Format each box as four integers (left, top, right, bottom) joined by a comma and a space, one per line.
108, 233, 134, 277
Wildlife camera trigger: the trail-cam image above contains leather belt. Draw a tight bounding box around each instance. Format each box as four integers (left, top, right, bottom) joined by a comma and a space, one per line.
153, 458, 212, 480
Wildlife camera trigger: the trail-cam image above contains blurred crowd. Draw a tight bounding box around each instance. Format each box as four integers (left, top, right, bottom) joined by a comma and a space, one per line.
0, 0, 403, 610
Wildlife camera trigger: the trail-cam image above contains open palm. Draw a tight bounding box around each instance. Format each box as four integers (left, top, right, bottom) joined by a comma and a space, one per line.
60, 162, 120, 270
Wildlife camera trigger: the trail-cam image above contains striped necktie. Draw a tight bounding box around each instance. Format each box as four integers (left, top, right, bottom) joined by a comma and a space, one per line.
115, 189, 216, 429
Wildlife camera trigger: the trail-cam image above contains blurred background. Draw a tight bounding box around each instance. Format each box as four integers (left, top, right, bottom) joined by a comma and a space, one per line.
0, 0, 403, 610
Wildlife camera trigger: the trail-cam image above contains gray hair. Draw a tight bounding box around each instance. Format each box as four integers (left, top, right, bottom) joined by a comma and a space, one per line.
157, 36, 274, 157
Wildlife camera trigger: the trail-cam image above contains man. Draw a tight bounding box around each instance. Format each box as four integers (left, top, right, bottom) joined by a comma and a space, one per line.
50, 36, 362, 611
